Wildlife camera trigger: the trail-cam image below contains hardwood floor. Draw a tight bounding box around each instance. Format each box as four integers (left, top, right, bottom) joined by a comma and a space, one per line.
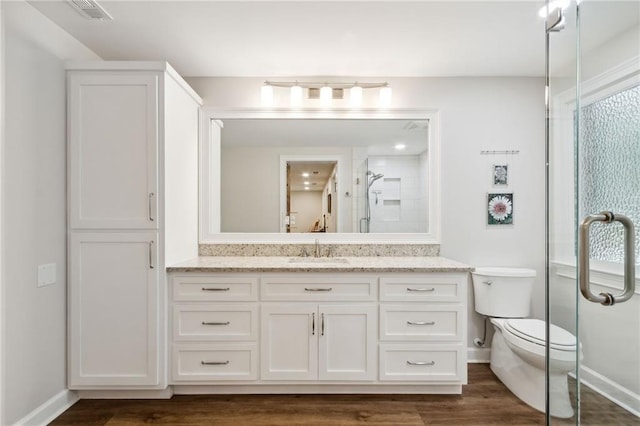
50, 364, 637, 426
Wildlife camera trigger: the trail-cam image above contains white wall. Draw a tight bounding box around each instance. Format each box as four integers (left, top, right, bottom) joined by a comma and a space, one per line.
187, 76, 546, 350
290, 191, 323, 233
221, 145, 352, 233
1, 2, 98, 424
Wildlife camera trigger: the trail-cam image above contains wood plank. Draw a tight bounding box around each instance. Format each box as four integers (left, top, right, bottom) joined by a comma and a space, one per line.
50, 365, 636, 425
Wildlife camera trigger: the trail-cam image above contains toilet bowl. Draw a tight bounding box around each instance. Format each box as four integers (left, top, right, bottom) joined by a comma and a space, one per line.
471, 267, 580, 419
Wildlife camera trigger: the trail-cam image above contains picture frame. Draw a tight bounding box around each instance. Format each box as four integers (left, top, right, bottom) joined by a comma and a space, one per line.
492, 164, 508, 186
487, 192, 513, 225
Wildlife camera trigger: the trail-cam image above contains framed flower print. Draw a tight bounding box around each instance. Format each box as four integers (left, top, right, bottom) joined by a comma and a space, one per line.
493, 164, 508, 186
487, 193, 513, 225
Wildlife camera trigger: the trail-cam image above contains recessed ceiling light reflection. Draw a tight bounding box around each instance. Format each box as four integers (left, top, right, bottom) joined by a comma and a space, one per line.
302, 172, 309, 177
395, 143, 406, 150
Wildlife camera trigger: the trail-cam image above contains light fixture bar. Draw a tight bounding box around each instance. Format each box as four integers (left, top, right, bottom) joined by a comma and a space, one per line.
264, 80, 389, 89
261, 80, 392, 108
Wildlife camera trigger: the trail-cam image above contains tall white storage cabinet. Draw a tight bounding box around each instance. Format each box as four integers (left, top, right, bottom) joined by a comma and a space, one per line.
67, 62, 202, 390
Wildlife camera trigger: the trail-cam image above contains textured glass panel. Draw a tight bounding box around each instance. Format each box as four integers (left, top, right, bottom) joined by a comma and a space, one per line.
579, 85, 640, 264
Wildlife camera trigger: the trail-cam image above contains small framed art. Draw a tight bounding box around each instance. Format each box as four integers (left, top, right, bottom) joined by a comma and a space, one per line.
487, 192, 513, 225
493, 164, 508, 186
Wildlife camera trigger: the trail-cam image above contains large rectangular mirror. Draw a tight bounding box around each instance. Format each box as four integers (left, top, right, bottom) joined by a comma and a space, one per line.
200, 110, 440, 243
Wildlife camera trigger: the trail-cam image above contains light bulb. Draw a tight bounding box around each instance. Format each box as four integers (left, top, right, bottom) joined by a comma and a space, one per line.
379, 86, 392, 108
350, 85, 363, 108
261, 84, 274, 107
320, 86, 332, 107
290, 85, 303, 107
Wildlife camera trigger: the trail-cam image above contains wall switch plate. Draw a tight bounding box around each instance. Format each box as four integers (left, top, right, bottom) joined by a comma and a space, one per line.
37, 263, 56, 287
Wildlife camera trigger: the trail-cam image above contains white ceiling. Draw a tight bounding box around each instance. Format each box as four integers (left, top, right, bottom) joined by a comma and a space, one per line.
25, 0, 636, 79
27, 1, 639, 77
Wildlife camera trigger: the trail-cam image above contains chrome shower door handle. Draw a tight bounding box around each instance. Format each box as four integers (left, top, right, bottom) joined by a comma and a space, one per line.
579, 212, 636, 306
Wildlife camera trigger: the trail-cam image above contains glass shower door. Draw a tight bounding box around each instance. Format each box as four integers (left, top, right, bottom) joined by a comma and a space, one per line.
547, 0, 640, 424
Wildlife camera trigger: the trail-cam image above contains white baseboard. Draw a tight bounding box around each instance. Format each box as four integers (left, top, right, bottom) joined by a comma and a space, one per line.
77, 387, 173, 399
571, 367, 640, 418
13, 389, 79, 426
467, 347, 491, 363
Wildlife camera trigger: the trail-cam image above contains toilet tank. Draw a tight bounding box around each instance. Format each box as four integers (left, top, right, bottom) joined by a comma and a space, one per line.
471, 267, 536, 318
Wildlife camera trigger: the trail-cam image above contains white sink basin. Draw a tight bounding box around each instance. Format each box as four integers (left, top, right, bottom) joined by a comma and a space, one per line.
288, 257, 349, 264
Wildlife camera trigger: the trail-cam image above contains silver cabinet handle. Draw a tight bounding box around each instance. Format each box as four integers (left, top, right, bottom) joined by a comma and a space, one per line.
201, 287, 230, 292
305, 288, 332, 292
579, 212, 636, 306
148, 193, 155, 222
482, 280, 493, 285
407, 321, 435, 326
407, 361, 435, 366
148, 241, 154, 269
201, 361, 229, 366
321, 313, 325, 336
407, 287, 435, 292
201, 321, 230, 326
312, 312, 315, 336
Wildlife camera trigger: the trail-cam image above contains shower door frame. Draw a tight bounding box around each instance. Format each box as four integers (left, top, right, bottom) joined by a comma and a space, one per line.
546, 2, 640, 423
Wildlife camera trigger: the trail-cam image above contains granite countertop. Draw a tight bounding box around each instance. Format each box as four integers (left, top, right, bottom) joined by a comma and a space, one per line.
166, 256, 473, 273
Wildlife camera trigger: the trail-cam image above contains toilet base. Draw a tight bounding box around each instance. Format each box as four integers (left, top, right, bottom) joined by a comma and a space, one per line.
490, 329, 575, 419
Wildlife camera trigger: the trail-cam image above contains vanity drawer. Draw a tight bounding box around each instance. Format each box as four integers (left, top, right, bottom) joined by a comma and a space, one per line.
173, 304, 258, 342
172, 343, 258, 382
172, 274, 258, 302
380, 274, 464, 302
261, 274, 377, 301
380, 305, 463, 341
379, 344, 464, 382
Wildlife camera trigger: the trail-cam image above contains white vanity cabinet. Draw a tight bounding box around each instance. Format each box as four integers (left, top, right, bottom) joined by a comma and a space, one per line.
171, 274, 259, 383
259, 274, 377, 381
261, 303, 377, 381
378, 274, 467, 383
67, 62, 202, 390
168, 269, 468, 393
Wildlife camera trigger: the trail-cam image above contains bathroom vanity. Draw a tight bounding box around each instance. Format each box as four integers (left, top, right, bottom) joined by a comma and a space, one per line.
167, 256, 471, 394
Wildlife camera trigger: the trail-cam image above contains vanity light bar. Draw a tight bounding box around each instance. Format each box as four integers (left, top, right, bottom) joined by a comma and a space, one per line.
261, 80, 391, 108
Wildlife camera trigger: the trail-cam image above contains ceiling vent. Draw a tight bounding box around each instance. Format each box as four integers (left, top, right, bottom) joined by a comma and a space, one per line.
67, 0, 113, 20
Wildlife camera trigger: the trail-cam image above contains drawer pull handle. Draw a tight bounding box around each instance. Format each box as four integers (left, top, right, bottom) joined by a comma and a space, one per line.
201, 321, 230, 326
201, 361, 229, 366
407, 287, 435, 292
148, 192, 155, 222
312, 313, 315, 336
407, 321, 435, 326
201, 287, 230, 292
407, 361, 435, 366
148, 241, 155, 269
304, 287, 333, 292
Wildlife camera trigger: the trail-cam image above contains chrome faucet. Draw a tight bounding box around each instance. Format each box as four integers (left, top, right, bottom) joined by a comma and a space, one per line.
315, 239, 320, 258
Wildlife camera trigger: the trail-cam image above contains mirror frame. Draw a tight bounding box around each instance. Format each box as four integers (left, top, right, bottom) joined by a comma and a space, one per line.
199, 108, 441, 243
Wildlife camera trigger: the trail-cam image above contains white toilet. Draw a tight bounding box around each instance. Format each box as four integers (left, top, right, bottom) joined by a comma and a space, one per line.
471, 267, 579, 419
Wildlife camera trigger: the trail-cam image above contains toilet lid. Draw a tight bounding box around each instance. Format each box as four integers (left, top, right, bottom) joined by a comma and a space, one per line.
505, 319, 576, 351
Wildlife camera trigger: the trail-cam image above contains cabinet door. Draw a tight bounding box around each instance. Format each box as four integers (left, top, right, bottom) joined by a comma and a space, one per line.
318, 304, 377, 381
68, 72, 159, 229
261, 304, 317, 380
69, 232, 160, 387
